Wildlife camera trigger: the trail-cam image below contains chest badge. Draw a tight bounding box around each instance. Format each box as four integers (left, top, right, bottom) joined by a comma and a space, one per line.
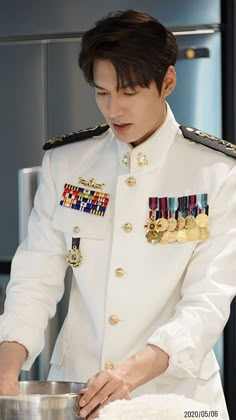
145, 194, 209, 244
78, 177, 105, 190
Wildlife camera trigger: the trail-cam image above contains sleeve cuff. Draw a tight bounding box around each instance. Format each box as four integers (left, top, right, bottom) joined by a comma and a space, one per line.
147, 320, 196, 380
0, 312, 44, 370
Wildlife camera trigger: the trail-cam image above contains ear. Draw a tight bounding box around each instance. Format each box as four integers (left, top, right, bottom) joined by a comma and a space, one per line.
161, 65, 176, 97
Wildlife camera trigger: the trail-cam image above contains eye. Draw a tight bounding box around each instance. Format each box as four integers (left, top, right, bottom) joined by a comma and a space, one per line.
124, 91, 137, 96
122, 87, 140, 96
96, 91, 108, 96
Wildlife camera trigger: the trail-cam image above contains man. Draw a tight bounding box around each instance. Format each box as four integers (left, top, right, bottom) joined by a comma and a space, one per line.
0, 9, 235, 420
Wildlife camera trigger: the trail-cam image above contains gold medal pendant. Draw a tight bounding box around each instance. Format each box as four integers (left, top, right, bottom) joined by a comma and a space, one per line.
66, 245, 82, 267
159, 231, 168, 245
146, 230, 159, 244
177, 217, 185, 230
66, 238, 82, 267
187, 227, 200, 241
167, 230, 177, 243
156, 218, 168, 232
176, 229, 188, 243
167, 218, 177, 232
199, 227, 210, 241
185, 215, 196, 229
195, 213, 209, 228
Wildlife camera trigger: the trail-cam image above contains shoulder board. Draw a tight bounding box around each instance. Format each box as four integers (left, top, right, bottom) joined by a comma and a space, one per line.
180, 125, 236, 159
43, 123, 109, 150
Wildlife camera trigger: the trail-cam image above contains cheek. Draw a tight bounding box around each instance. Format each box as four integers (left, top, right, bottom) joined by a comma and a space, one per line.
95, 97, 106, 114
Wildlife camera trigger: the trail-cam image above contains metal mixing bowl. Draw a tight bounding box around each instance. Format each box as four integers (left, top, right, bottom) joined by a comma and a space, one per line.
0, 381, 86, 419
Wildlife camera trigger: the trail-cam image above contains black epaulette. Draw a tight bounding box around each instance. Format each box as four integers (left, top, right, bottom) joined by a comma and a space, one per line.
180, 126, 236, 159
43, 123, 109, 150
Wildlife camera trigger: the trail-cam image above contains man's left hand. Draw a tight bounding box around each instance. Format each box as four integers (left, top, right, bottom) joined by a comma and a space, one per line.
78, 368, 131, 419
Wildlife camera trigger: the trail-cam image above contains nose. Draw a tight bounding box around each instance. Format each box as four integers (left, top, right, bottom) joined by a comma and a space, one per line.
107, 96, 123, 119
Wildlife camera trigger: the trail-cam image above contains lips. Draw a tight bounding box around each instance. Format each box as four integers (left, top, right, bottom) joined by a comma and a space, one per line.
112, 123, 132, 133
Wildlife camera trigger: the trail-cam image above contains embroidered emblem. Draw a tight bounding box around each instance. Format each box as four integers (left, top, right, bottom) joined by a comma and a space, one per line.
60, 183, 110, 216
145, 193, 209, 244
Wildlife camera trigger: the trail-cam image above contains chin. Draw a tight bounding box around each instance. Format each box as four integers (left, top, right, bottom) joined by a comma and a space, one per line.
114, 134, 134, 144
120, 138, 134, 144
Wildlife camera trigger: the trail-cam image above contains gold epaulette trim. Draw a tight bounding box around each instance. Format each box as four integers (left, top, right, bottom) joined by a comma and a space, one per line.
180, 126, 236, 159
43, 123, 109, 150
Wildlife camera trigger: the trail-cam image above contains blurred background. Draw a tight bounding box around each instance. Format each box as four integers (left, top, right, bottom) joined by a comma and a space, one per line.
0, 0, 235, 418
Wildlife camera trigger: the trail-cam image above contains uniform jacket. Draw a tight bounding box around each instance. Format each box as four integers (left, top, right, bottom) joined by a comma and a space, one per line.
0, 105, 235, 417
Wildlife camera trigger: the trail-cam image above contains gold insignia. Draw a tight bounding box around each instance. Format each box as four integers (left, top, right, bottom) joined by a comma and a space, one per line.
137, 152, 148, 167
43, 124, 109, 150
66, 246, 82, 267
122, 152, 129, 166
78, 177, 105, 190
181, 126, 236, 158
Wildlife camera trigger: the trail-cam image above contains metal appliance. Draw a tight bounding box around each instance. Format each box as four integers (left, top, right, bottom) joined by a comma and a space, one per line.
0, 381, 86, 419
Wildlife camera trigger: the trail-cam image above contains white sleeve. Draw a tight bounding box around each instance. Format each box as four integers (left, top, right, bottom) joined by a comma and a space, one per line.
0, 151, 68, 369
147, 164, 236, 380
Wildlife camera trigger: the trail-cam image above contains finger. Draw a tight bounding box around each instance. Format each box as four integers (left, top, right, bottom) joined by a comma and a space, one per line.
80, 380, 116, 415
79, 384, 112, 417
78, 388, 88, 395
86, 390, 130, 420
78, 388, 88, 401
99, 387, 131, 409
79, 376, 131, 419
78, 387, 87, 402
79, 371, 110, 408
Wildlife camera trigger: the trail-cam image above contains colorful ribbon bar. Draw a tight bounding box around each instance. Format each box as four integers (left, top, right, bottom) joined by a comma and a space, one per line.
60, 183, 110, 216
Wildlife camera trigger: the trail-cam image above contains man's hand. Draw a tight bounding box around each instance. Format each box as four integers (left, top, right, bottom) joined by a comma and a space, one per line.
78, 367, 131, 419
78, 344, 169, 419
0, 374, 20, 395
0, 342, 27, 395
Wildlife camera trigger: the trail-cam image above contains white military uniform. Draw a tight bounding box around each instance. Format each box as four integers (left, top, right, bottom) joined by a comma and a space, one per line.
1, 104, 236, 419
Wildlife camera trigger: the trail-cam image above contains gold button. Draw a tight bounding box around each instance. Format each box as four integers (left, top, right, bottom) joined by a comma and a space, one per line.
122, 223, 133, 233
108, 315, 119, 325
73, 226, 80, 234
186, 48, 196, 59
104, 361, 114, 369
115, 268, 125, 278
125, 176, 136, 187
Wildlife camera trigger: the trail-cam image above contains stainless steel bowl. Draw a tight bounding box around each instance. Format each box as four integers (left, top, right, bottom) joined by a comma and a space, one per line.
0, 381, 86, 419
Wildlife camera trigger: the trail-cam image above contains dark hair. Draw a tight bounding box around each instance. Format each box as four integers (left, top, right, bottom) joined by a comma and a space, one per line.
79, 9, 178, 92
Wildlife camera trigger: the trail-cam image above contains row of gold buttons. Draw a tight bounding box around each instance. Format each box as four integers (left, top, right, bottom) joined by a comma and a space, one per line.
104, 177, 137, 368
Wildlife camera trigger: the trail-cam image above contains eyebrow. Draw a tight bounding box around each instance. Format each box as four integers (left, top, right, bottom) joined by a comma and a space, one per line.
93, 83, 107, 90
93, 82, 137, 90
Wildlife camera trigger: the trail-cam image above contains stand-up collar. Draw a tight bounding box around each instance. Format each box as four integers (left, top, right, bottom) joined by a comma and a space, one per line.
116, 103, 180, 174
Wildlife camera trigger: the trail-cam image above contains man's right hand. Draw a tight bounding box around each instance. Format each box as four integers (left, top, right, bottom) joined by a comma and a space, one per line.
0, 342, 27, 395
0, 374, 20, 395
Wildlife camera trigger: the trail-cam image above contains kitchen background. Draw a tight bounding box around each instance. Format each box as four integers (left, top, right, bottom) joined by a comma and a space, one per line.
0, 0, 235, 418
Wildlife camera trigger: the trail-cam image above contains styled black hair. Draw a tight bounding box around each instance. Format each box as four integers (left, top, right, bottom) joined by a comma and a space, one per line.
79, 9, 178, 92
